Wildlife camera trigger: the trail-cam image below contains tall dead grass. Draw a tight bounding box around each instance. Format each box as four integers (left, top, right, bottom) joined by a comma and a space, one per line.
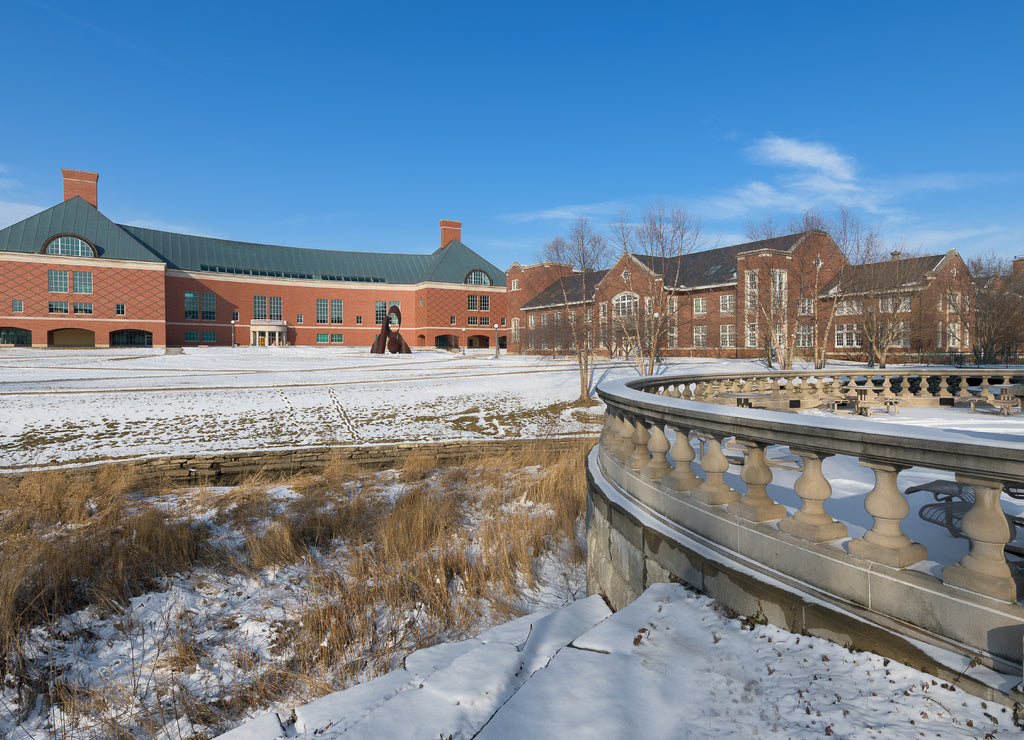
0, 438, 593, 736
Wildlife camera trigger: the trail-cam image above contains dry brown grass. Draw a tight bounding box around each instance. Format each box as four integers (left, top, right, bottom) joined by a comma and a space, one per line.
0, 439, 593, 737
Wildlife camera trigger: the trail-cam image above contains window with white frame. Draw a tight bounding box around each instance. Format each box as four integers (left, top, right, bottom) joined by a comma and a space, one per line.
645, 297, 653, 316
72, 271, 93, 294
253, 296, 268, 321
836, 298, 862, 315
45, 236, 92, 257
541, 313, 548, 326
316, 299, 329, 324
720, 294, 734, 313
798, 297, 813, 315
668, 320, 677, 348
329, 299, 342, 324
693, 325, 707, 347
467, 295, 478, 311
12, 299, 24, 313
528, 314, 536, 327
796, 323, 813, 348
746, 322, 759, 348
881, 296, 911, 313
48, 270, 69, 293
835, 323, 860, 347
947, 322, 961, 348
553, 312, 562, 324
268, 296, 283, 322
73, 302, 93, 315
693, 296, 707, 314
600, 302, 607, 319
511, 279, 519, 291
115, 303, 125, 316
480, 295, 490, 312
468, 316, 478, 326
771, 269, 787, 310
375, 301, 387, 324
512, 317, 520, 341
745, 270, 758, 307
613, 292, 638, 318
49, 301, 69, 314
891, 320, 911, 348
720, 324, 735, 348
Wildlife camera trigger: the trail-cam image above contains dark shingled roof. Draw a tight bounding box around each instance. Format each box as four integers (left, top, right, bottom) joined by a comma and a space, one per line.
520, 270, 608, 310
0, 198, 505, 287
633, 232, 817, 290
822, 254, 947, 295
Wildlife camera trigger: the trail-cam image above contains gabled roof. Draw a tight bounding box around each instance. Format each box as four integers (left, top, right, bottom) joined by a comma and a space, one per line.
822, 253, 948, 295
520, 270, 608, 310
0, 197, 164, 263
0, 198, 505, 287
632, 231, 822, 290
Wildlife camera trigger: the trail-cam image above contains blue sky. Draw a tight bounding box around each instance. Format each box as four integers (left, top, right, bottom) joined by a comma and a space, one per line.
2, 1, 1021, 268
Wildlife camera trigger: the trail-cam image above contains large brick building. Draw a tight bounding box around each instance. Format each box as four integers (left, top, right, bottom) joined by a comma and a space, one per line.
0, 170, 506, 350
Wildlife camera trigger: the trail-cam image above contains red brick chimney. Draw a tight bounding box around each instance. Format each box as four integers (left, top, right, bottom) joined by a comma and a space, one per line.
61, 169, 99, 207
440, 219, 462, 248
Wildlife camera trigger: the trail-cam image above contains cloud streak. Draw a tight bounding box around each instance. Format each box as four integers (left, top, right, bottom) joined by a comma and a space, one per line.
748, 136, 857, 181
499, 199, 633, 224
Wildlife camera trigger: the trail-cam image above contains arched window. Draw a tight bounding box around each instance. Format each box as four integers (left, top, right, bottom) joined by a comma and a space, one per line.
44, 236, 94, 257
465, 270, 491, 286
613, 292, 638, 318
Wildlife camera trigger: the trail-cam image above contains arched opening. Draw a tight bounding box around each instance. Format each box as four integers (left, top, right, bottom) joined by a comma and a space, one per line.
417, 334, 426, 346
48, 328, 95, 347
0, 327, 31, 346
467, 334, 490, 349
110, 329, 153, 347
435, 334, 458, 349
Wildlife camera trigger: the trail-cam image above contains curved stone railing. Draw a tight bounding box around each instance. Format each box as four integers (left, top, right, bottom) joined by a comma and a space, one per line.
588, 368, 1024, 700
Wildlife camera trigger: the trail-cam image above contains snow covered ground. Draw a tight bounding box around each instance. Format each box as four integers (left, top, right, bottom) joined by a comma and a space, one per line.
1, 348, 1022, 738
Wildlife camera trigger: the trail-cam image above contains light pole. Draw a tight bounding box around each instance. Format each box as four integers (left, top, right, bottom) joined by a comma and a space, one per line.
461, 327, 466, 354
230, 319, 236, 347
493, 324, 499, 359
866, 306, 875, 368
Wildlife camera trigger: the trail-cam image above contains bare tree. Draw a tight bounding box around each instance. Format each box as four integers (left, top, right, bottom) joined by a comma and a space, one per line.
542, 217, 610, 403
608, 204, 702, 376
962, 255, 1024, 363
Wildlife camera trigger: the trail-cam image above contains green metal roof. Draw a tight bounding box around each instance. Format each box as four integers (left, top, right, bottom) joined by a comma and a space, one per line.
0, 197, 163, 263
0, 198, 506, 287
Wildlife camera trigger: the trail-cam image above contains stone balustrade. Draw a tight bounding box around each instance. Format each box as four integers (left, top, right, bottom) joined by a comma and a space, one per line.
588, 368, 1024, 703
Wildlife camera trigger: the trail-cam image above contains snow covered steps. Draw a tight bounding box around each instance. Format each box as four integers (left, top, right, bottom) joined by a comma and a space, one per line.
218, 593, 615, 739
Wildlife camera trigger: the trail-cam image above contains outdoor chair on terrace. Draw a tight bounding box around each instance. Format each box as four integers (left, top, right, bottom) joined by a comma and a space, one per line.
907, 480, 1024, 556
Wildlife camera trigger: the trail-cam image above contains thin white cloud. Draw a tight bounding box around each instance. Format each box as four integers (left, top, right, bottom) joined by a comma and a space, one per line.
749, 136, 857, 181
499, 199, 632, 224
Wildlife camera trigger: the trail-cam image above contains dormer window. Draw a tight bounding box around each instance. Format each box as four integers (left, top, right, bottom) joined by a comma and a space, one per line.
466, 270, 491, 286
44, 235, 94, 257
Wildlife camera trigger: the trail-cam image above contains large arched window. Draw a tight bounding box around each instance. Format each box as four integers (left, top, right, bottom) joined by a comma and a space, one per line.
613, 292, 638, 318
465, 270, 491, 286
44, 235, 94, 257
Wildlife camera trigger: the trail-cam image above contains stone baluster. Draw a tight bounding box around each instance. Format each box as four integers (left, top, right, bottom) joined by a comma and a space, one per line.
666, 426, 701, 492
979, 375, 993, 400
641, 422, 672, 481
957, 375, 974, 402
898, 374, 914, 400
938, 375, 950, 400
728, 440, 786, 522
848, 461, 925, 567
615, 414, 636, 463
681, 383, 693, 401
882, 375, 895, 396
691, 434, 740, 506
600, 411, 614, 450
630, 420, 652, 471
779, 450, 847, 542
943, 475, 1018, 602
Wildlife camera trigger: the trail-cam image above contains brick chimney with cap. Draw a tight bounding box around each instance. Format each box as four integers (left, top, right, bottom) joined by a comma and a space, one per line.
61, 169, 99, 207
439, 220, 462, 248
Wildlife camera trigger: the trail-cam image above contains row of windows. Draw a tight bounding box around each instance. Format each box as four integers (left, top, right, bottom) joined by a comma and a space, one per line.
48, 270, 92, 294
184, 331, 218, 343
467, 295, 490, 311
316, 333, 344, 343
44, 301, 125, 315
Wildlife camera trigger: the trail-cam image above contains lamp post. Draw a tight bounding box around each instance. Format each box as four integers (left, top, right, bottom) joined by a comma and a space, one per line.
866, 306, 875, 368
462, 327, 466, 354
493, 324, 499, 359
230, 319, 236, 347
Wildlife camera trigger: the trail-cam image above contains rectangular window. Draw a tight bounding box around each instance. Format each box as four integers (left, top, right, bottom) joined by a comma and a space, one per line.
330, 299, 343, 324
202, 331, 216, 343
316, 333, 329, 343
720, 324, 735, 348
73, 302, 93, 315
541, 313, 548, 326
202, 292, 216, 321
645, 297, 653, 316
835, 323, 861, 348
480, 316, 489, 326
500, 317, 505, 327
511, 279, 519, 291
375, 301, 387, 324
693, 296, 707, 314
947, 322, 961, 348
450, 315, 456, 325
253, 296, 268, 321
693, 325, 707, 347
892, 321, 911, 348
796, 324, 813, 348
316, 299, 329, 324
745, 270, 758, 307
72, 271, 93, 294
48, 301, 69, 314
720, 295, 735, 313
184, 291, 199, 320
357, 315, 363, 325
184, 331, 200, 342
798, 297, 814, 315
746, 322, 759, 348
115, 303, 126, 316
836, 299, 861, 316
12, 299, 23, 313
331, 333, 343, 343
468, 295, 478, 311
668, 321, 678, 348
600, 303, 607, 319
232, 311, 239, 322
771, 269, 787, 310
296, 314, 303, 324
479, 295, 490, 312
528, 314, 536, 327
268, 296, 282, 321
48, 270, 69, 293
468, 316, 479, 326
